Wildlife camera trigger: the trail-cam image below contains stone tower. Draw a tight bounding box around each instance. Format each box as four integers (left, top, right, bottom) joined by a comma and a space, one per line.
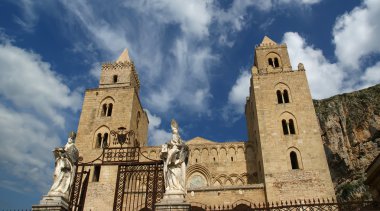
74, 49, 149, 209
245, 36, 336, 202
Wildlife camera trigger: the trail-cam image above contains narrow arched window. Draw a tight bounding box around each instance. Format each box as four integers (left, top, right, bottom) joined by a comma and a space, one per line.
283, 89, 289, 103
101, 104, 107, 116
276, 90, 283, 104
289, 119, 296, 134
213, 157, 216, 162
107, 103, 113, 116
274, 57, 279, 67
102, 133, 108, 148
96, 133, 102, 148
231, 157, 233, 162
93, 165, 101, 182
282, 119, 289, 135
195, 158, 198, 163
268, 58, 274, 67
113, 75, 118, 83
137, 112, 141, 129
290, 151, 299, 169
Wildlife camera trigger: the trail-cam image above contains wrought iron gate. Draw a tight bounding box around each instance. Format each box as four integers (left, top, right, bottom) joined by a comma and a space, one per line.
113, 161, 165, 211
69, 166, 90, 211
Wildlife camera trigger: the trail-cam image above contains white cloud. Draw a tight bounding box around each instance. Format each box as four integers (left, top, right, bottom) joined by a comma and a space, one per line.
57, 1, 217, 115
0, 104, 60, 192
125, 0, 213, 38
0, 42, 82, 127
283, 32, 343, 99
223, 70, 251, 121
0, 39, 81, 193
145, 109, 171, 146
360, 61, 380, 88
12, 0, 39, 32
214, 0, 322, 34
333, 0, 380, 69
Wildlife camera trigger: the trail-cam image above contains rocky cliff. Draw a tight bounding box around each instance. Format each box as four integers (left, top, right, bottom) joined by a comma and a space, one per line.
314, 84, 380, 201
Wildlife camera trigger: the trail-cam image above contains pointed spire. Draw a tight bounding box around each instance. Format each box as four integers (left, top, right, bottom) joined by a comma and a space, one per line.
116, 48, 131, 63
260, 36, 277, 46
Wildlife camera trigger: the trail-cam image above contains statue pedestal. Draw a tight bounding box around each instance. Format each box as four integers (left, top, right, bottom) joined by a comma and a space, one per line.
32, 195, 69, 211
155, 190, 191, 211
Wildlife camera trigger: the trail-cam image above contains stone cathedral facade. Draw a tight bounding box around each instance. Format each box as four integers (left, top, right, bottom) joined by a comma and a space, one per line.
74, 36, 336, 210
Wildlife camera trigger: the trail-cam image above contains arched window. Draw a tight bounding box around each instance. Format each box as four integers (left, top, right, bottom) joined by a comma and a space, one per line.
107, 103, 113, 116
93, 165, 101, 182
95, 133, 102, 148
274, 57, 279, 67
113, 75, 118, 83
231, 157, 234, 162
290, 151, 299, 169
102, 133, 108, 148
101, 104, 107, 116
137, 112, 141, 129
276, 90, 283, 104
282, 119, 289, 135
268, 58, 274, 67
213, 157, 216, 162
195, 159, 198, 163
289, 119, 296, 134
283, 89, 289, 103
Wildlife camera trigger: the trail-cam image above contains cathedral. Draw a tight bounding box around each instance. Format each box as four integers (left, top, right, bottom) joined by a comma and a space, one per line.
72, 36, 336, 210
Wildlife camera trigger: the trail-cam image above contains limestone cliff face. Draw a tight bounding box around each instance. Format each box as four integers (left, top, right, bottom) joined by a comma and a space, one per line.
314, 84, 380, 201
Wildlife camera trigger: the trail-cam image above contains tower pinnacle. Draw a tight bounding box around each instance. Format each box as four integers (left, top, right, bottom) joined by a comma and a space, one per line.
260, 36, 277, 46
116, 48, 131, 63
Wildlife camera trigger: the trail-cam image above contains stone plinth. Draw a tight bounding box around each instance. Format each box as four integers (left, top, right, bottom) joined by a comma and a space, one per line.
155, 190, 190, 211
155, 203, 191, 211
32, 195, 69, 211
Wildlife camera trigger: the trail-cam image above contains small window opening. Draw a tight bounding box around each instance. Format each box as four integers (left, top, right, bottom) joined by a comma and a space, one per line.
268, 58, 274, 67
213, 157, 216, 162
282, 119, 289, 135
195, 158, 198, 163
107, 103, 113, 116
96, 133, 102, 148
290, 151, 299, 169
113, 75, 118, 83
93, 165, 101, 182
289, 119, 296, 134
274, 57, 280, 67
283, 90, 289, 103
137, 112, 141, 129
276, 90, 283, 104
101, 104, 107, 116
231, 157, 233, 162
102, 133, 108, 148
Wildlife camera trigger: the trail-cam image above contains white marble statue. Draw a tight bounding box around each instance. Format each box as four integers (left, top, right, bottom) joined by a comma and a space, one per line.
161, 120, 189, 195
48, 132, 79, 200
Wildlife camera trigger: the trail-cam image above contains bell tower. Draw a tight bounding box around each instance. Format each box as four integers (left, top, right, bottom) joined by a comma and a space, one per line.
76, 48, 149, 161
245, 36, 335, 202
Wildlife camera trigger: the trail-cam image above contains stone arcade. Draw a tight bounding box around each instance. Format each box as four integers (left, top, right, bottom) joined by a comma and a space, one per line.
34, 36, 336, 210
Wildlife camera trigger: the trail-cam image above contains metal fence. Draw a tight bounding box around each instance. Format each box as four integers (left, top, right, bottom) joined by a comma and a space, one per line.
190, 199, 379, 211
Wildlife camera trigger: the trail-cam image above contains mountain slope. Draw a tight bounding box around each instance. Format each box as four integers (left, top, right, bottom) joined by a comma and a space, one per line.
314, 84, 380, 201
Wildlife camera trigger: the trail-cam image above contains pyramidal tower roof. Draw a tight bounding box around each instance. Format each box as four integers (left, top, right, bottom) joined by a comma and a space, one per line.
260, 36, 277, 46
116, 48, 131, 63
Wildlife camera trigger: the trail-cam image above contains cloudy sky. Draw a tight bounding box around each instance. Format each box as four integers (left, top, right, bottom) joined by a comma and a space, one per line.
0, 0, 379, 208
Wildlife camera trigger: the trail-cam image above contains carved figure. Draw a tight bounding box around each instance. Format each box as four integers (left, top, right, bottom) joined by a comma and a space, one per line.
48, 132, 78, 200
161, 120, 189, 193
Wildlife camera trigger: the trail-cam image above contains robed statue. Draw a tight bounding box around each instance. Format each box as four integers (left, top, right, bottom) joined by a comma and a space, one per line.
47, 131, 79, 200
160, 120, 189, 196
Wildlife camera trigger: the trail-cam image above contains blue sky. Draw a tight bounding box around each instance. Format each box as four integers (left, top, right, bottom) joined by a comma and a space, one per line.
0, 0, 380, 208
